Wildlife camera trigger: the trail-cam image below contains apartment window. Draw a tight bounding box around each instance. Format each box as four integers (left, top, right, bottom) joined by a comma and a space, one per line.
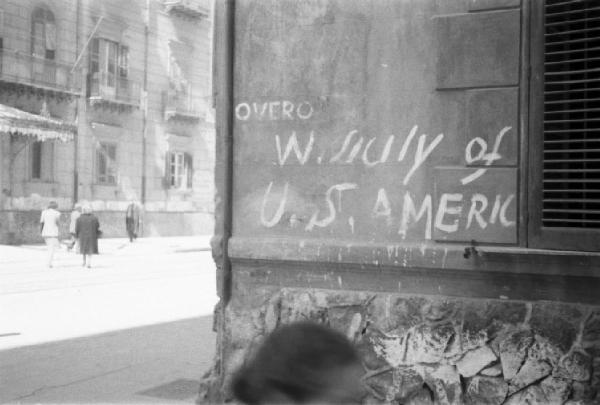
89, 38, 129, 97
30, 141, 54, 181
530, 0, 600, 251
96, 143, 117, 185
165, 151, 193, 189
31, 7, 55, 60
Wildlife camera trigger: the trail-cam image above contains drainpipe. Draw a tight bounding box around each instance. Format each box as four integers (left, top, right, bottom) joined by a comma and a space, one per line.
141, 0, 149, 208
73, 0, 81, 205
212, 0, 234, 389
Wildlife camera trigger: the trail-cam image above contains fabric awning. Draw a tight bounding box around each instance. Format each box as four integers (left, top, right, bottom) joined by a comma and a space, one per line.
0, 104, 75, 142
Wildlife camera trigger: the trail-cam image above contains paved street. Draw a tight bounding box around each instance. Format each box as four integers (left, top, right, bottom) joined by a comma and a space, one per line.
0, 236, 218, 404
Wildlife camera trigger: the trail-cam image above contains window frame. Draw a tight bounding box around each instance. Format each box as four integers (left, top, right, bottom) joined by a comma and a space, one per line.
528, 0, 600, 252
88, 38, 129, 95
29, 140, 54, 182
166, 150, 193, 190
31, 6, 55, 60
169, 151, 185, 189
96, 142, 118, 185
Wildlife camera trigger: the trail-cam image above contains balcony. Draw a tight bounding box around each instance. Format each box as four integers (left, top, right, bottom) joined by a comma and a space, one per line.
88, 71, 141, 111
164, 89, 206, 123
0, 49, 82, 98
163, 0, 209, 19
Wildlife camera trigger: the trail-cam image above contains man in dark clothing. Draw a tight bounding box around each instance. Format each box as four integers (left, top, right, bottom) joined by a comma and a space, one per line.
125, 201, 140, 242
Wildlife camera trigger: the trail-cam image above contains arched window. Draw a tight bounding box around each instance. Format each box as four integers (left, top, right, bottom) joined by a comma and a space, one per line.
31, 6, 55, 60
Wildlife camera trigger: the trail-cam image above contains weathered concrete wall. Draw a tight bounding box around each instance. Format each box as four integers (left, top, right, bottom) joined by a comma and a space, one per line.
205, 0, 600, 403
218, 286, 599, 404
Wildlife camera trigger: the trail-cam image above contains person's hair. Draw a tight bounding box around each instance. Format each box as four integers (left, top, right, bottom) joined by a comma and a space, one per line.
82, 204, 92, 214
232, 321, 361, 404
48, 201, 58, 209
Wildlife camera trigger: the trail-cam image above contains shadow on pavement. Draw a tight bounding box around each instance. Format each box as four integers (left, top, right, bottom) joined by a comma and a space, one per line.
1, 316, 216, 404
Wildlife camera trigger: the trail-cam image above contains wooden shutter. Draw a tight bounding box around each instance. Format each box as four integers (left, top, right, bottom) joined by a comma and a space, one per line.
163, 151, 172, 189
529, 0, 600, 251
185, 152, 193, 189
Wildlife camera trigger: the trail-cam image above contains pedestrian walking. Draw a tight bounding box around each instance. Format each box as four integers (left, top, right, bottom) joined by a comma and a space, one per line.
75, 204, 101, 268
232, 321, 365, 404
68, 203, 81, 251
125, 201, 139, 242
40, 201, 61, 268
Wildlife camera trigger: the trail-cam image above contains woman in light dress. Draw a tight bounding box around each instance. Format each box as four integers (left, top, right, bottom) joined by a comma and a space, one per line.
40, 201, 61, 268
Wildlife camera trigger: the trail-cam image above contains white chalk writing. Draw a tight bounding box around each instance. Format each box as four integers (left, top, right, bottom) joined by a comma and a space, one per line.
235, 101, 314, 121
461, 126, 511, 185
245, 99, 517, 241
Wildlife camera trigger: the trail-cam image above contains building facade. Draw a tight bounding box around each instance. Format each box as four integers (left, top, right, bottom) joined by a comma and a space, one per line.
206, 0, 600, 403
0, 0, 214, 244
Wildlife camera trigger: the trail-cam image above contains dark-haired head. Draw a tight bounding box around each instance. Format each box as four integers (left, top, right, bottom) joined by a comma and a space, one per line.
232, 321, 364, 404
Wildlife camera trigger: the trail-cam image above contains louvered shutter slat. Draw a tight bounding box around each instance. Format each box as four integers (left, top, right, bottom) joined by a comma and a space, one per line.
542, 0, 600, 229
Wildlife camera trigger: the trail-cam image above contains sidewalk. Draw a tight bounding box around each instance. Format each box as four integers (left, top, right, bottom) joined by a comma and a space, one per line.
0, 235, 213, 265
0, 235, 218, 403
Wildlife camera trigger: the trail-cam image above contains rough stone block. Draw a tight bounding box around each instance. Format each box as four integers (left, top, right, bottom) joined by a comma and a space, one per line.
324, 291, 371, 307
592, 357, 600, 398
366, 369, 394, 402
463, 301, 527, 340
327, 304, 364, 339
367, 296, 428, 333
555, 351, 592, 382
569, 381, 595, 402
419, 365, 463, 405
504, 384, 547, 405
279, 290, 327, 324
393, 367, 425, 403
405, 323, 455, 364
528, 335, 564, 369
421, 299, 461, 324
508, 357, 552, 394
371, 332, 406, 368
582, 310, 600, 358
431, 366, 463, 405
465, 376, 508, 405
480, 363, 503, 377
404, 387, 434, 405
530, 302, 584, 352
456, 345, 497, 377
263, 294, 281, 333
227, 311, 262, 348
362, 329, 392, 369
540, 376, 570, 404
434, 10, 520, 88
498, 329, 534, 380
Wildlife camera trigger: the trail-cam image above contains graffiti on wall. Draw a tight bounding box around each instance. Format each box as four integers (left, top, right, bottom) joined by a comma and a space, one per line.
237, 100, 517, 242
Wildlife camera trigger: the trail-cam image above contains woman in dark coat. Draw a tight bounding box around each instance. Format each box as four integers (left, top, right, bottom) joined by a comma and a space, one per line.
75, 204, 101, 268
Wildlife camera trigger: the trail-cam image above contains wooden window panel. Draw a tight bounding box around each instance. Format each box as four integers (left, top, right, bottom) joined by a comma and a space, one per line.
529, 0, 600, 251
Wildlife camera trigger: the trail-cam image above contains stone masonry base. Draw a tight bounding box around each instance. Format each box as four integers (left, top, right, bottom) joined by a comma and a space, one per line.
203, 287, 600, 404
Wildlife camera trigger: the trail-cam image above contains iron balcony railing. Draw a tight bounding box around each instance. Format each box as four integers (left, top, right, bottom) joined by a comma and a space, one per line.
0, 48, 82, 94
88, 71, 141, 107
164, 89, 207, 120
